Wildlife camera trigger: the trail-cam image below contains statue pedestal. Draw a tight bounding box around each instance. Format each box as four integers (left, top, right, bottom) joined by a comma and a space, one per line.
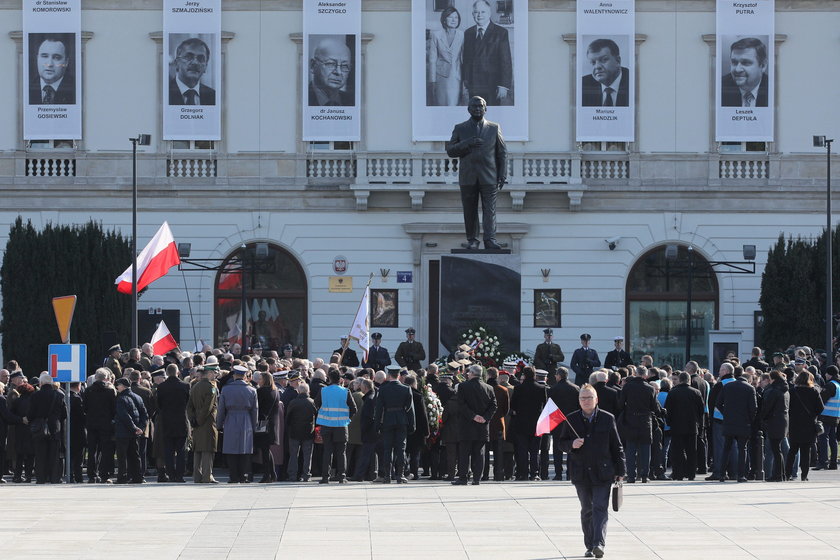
439, 253, 521, 357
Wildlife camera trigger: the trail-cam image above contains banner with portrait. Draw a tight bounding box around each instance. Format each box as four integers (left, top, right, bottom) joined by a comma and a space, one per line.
23, 0, 82, 140
412, 0, 528, 141
576, 0, 634, 142
715, 0, 774, 141
303, 0, 361, 141
163, 0, 221, 140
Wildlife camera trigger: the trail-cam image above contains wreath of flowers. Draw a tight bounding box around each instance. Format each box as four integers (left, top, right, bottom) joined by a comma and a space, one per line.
422, 382, 443, 436
458, 324, 504, 367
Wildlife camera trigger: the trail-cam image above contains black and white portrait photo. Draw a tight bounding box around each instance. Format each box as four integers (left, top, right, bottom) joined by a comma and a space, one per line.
720, 35, 769, 108
168, 33, 217, 106
580, 35, 630, 108
308, 34, 356, 107
28, 33, 76, 105
424, 0, 514, 107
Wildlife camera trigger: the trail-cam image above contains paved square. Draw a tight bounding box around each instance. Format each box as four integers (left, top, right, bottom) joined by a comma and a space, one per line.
1, 469, 838, 559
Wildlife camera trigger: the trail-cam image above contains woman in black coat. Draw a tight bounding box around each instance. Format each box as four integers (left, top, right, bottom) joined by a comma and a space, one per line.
759, 370, 789, 481
10, 383, 36, 482
255, 373, 282, 483
786, 371, 824, 481
26, 376, 66, 484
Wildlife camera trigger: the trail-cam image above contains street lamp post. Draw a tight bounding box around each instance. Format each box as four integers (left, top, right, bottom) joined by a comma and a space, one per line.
129, 134, 151, 349
814, 136, 834, 357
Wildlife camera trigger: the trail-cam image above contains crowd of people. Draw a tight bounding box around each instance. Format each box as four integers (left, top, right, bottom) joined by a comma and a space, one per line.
0, 334, 837, 490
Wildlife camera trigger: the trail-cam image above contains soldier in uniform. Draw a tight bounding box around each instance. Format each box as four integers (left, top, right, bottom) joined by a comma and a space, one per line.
571, 334, 601, 387
534, 328, 565, 386
604, 336, 632, 370
187, 365, 219, 483
395, 328, 426, 372
363, 333, 392, 372
105, 344, 123, 378
374, 366, 414, 483
217, 365, 258, 483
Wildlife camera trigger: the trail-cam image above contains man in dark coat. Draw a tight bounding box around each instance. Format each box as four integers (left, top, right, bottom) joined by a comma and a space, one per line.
333, 337, 360, 367
571, 334, 601, 387
84, 368, 117, 483
758, 370, 789, 481
557, 384, 626, 559
686, 361, 710, 473
452, 365, 497, 485
374, 368, 414, 483
113, 378, 148, 484
395, 328, 426, 373
664, 372, 704, 480
510, 366, 547, 480
351, 378, 378, 481
534, 328, 565, 385
548, 367, 579, 480
604, 336, 633, 370
744, 347, 770, 373
617, 367, 660, 483
155, 364, 191, 482
405, 374, 430, 479
592, 371, 619, 416
26, 374, 66, 484
484, 368, 510, 482
68, 382, 86, 483
716, 371, 758, 482
0, 382, 23, 483
129, 370, 154, 476
363, 333, 392, 372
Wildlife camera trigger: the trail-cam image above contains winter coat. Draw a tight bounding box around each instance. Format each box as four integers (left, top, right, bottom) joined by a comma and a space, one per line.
348, 391, 365, 445
359, 390, 378, 444
758, 379, 789, 439
509, 378, 547, 436
155, 376, 191, 438
788, 385, 824, 444
617, 376, 660, 443
11, 387, 35, 455
83, 380, 116, 433
663, 384, 704, 435
187, 378, 218, 453
408, 387, 430, 445
26, 384, 66, 440
217, 379, 258, 454
285, 393, 317, 441
255, 387, 283, 448
456, 377, 497, 442
440, 394, 460, 444
717, 376, 758, 438
114, 388, 148, 439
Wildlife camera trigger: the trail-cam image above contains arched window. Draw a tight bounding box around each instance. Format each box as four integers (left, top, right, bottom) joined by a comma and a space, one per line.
214, 243, 307, 354
626, 245, 719, 367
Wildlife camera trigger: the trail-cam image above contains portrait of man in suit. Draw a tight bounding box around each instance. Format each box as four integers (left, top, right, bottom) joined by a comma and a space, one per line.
28, 34, 76, 105
581, 38, 629, 107
308, 35, 355, 107
721, 37, 768, 108
462, 0, 513, 106
168, 36, 216, 106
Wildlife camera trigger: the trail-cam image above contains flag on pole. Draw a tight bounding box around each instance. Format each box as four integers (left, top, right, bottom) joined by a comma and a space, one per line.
348, 286, 370, 360
535, 399, 569, 436
150, 320, 178, 355
115, 221, 181, 294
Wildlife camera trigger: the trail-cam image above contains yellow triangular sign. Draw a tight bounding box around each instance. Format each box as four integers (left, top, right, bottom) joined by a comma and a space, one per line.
52, 295, 77, 344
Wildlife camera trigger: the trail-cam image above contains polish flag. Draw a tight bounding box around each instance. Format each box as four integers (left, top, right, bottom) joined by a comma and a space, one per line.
150, 320, 178, 355
115, 222, 181, 294
535, 399, 569, 436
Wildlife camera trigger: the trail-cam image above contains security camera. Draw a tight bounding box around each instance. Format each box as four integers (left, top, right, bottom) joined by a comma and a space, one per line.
605, 236, 620, 251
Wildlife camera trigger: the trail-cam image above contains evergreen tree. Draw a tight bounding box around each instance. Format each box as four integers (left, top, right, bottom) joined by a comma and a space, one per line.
0, 217, 132, 375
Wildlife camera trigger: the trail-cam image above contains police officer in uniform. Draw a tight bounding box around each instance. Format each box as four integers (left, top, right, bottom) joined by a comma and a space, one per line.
534, 328, 565, 386
395, 328, 426, 372
363, 333, 392, 371
604, 336, 632, 370
571, 334, 601, 387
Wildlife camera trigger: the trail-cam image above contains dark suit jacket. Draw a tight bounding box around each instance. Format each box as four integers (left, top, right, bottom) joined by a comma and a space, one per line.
604, 349, 632, 370
168, 77, 216, 106
155, 376, 190, 438
581, 69, 630, 107
456, 377, 497, 442
462, 21, 513, 104
308, 81, 353, 107
721, 73, 768, 107
374, 380, 414, 432
557, 408, 626, 485
29, 76, 75, 105
446, 117, 507, 186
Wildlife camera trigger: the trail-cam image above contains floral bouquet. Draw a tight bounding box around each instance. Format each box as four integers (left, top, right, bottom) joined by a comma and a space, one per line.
458, 325, 504, 367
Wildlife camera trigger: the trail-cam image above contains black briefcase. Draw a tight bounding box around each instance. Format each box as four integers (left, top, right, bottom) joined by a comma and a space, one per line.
611, 481, 623, 512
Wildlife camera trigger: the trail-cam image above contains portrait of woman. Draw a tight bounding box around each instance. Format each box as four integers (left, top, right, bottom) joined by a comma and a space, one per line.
427, 6, 465, 106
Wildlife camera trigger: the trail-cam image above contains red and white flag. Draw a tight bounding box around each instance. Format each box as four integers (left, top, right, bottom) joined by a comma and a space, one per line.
535, 399, 569, 436
115, 222, 181, 294
150, 320, 178, 355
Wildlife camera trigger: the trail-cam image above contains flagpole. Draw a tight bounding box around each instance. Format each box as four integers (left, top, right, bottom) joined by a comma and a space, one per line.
130, 136, 138, 349
340, 273, 374, 365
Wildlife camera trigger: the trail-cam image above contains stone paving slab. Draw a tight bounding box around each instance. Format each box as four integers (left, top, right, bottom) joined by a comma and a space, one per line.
1, 468, 838, 559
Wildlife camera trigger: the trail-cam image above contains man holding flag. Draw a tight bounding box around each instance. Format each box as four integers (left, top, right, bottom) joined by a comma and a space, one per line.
554, 384, 625, 559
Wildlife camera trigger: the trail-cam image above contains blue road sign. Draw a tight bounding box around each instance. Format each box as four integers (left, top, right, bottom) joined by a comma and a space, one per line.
48, 344, 87, 383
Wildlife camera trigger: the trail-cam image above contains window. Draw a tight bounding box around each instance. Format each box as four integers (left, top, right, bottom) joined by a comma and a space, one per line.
580, 141, 627, 152
626, 245, 719, 366
309, 141, 353, 151
27, 139, 75, 150
719, 141, 767, 153
170, 140, 215, 150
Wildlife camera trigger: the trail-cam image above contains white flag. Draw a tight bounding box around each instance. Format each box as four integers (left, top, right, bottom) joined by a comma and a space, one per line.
348, 287, 370, 360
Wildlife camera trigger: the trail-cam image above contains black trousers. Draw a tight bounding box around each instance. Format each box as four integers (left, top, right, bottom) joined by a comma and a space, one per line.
483, 435, 505, 481
70, 437, 85, 482
574, 482, 612, 551
787, 441, 813, 480
669, 433, 697, 479
458, 440, 486, 482
34, 437, 60, 484
722, 434, 749, 479
258, 444, 275, 481
459, 182, 497, 242
382, 425, 407, 480
86, 428, 114, 480
515, 434, 540, 478
115, 436, 141, 482
227, 453, 250, 482
696, 420, 708, 473
164, 436, 187, 480
320, 426, 348, 481
768, 437, 784, 480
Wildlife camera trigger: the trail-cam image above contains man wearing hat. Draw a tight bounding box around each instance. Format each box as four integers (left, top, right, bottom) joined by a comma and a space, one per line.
188, 364, 219, 483
395, 328, 426, 373
534, 329, 565, 386
334, 336, 360, 367
217, 365, 258, 483
571, 334, 601, 387
604, 336, 632, 370
363, 333, 392, 372
105, 344, 123, 378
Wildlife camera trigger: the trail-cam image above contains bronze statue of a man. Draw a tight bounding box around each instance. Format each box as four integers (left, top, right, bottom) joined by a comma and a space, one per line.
446, 96, 507, 250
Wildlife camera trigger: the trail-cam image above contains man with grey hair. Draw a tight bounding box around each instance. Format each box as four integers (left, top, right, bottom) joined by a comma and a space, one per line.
453, 364, 497, 485
705, 362, 737, 481
665, 371, 705, 480
308, 36, 353, 106
84, 367, 117, 483
617, 365, 659, 483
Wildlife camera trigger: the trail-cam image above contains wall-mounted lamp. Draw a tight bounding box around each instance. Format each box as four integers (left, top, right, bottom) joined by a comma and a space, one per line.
541, 268, 551, 282
425, 242, 438, 248
380, 268, 390, 282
